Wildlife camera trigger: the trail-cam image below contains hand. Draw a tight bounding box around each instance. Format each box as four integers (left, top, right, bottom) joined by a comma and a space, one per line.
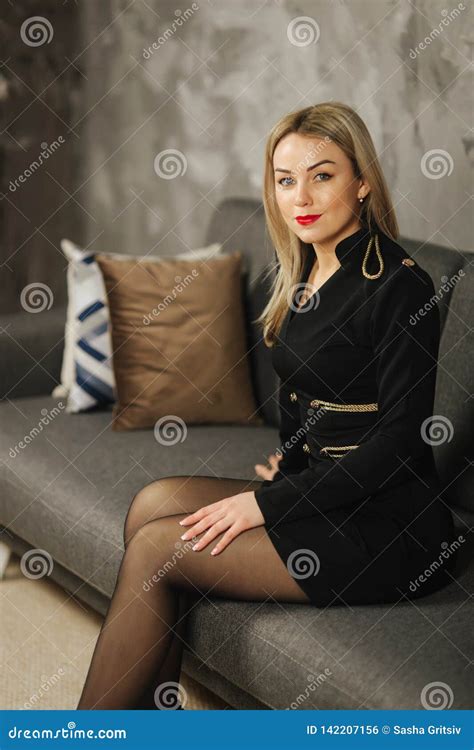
178, 491, 265, 556
254, 452, 282, 481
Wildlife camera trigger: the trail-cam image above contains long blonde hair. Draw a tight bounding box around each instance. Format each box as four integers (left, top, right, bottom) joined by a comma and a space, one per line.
257, 101, 399, 347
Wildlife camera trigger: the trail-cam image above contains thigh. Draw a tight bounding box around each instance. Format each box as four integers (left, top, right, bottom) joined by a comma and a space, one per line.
125, 475, 264, 543
134, 512, 312, 604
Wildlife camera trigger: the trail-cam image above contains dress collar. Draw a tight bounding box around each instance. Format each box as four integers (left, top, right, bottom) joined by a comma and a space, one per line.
301, 225, 373, 272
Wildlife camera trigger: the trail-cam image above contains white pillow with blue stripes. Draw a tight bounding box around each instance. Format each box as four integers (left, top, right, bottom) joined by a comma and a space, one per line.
52, 240, 223, 413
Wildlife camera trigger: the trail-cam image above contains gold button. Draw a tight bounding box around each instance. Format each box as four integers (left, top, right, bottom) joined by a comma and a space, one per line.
289, 391, 297, 402
303, 442, 310, 453
401, 258, 415, 266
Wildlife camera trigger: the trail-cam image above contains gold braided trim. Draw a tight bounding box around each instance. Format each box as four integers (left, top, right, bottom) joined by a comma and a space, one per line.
310, 398, 378, 412
362, 234, 384, 280
320, 445, 360, 458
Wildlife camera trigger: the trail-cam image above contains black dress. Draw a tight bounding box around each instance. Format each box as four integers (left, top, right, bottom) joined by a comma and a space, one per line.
254, 225, 459, 607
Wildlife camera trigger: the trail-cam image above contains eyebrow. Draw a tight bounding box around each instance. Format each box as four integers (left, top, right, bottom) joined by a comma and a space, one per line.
274, 159, 336, 174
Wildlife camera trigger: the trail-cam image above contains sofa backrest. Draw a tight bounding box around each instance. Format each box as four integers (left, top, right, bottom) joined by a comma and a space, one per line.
1, 198, 471, 511
206, 198, 473, 512
204, 198, 280, 427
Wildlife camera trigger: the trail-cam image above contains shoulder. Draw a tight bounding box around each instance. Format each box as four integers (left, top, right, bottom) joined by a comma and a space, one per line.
366, 233, 441, 344
366, 232, 436, 306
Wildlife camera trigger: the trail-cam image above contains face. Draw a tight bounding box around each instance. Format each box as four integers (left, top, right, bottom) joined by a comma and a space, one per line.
272, 132, 369, 248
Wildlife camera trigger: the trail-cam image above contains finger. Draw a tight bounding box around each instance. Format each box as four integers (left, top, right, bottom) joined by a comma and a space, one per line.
268, 453, 283, 470
179, 499, 224, 526
210, 525, 241, 556
180, 511, 224, 540
254, 463, 273, 480
191, 518, 230, 551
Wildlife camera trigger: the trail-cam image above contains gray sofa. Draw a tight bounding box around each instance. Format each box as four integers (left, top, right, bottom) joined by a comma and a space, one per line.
1, 198, 472, 710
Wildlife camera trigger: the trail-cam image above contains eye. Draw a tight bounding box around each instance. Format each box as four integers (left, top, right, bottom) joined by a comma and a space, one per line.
314, 172, 331, 181
277, 176, 294, 186
277, 172, 332, 187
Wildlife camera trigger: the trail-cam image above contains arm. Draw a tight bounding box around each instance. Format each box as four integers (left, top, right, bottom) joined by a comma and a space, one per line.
254, 266, 440, 526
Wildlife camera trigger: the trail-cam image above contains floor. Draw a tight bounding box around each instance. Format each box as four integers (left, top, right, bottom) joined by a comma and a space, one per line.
0, 556, 228, 710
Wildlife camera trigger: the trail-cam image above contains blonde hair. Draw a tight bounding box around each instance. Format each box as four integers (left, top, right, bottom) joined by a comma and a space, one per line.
257, 101, 399, 347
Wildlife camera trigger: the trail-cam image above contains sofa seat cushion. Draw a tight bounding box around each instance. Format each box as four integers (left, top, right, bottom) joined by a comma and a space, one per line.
181, 548, 472, 709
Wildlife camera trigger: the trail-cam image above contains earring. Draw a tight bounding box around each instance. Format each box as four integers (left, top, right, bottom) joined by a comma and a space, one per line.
358, 197, 364, 203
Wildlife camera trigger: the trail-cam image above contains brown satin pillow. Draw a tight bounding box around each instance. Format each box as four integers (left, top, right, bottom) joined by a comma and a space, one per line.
95, 251, 261, 431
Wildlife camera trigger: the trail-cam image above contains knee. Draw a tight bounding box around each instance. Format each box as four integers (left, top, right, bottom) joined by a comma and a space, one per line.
123, 516, 184, 587
123, 477, 184, 547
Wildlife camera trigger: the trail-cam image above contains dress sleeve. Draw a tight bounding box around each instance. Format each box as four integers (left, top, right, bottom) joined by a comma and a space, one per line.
254, 266, 440, 527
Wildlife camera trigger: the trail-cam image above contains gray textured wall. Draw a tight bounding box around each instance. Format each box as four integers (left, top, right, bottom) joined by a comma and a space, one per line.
78, 0, 471, 257
1, 0, 471, 312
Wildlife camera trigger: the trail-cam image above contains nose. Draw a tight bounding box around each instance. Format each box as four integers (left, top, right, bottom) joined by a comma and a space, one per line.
294, 182, 313, 207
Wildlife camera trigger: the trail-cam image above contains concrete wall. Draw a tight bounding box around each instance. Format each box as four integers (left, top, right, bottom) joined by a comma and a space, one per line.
1, 0, 471, 312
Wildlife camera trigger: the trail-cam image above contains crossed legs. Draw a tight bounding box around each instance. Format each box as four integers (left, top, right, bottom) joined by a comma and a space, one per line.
77, 476, 310, 710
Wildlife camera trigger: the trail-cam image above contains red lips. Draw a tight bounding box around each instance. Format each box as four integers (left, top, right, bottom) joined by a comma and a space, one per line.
295, 214, 322, 225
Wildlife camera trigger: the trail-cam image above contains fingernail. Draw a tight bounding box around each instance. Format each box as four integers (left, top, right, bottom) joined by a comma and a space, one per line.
192, 543, 199, 551
178, 520, 185, 525
211, 549, 217, 555
180, 533, 187, 540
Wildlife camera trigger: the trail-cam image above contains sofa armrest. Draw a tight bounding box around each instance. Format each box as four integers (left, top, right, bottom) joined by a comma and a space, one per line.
0, 306, 66, 400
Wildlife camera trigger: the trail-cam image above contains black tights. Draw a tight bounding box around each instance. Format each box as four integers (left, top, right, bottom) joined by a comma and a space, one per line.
77, 476, 311, 709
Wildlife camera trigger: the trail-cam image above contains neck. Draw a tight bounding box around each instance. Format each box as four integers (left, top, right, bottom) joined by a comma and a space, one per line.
310, 221, 363, 271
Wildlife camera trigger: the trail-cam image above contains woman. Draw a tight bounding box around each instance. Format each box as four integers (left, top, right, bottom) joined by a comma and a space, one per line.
78, 102, 457, 710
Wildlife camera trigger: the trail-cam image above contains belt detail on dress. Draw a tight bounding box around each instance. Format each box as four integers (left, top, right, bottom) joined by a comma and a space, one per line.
289, 392, 378, 412
309, 398, 378, 412
320, 444, 360, 458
